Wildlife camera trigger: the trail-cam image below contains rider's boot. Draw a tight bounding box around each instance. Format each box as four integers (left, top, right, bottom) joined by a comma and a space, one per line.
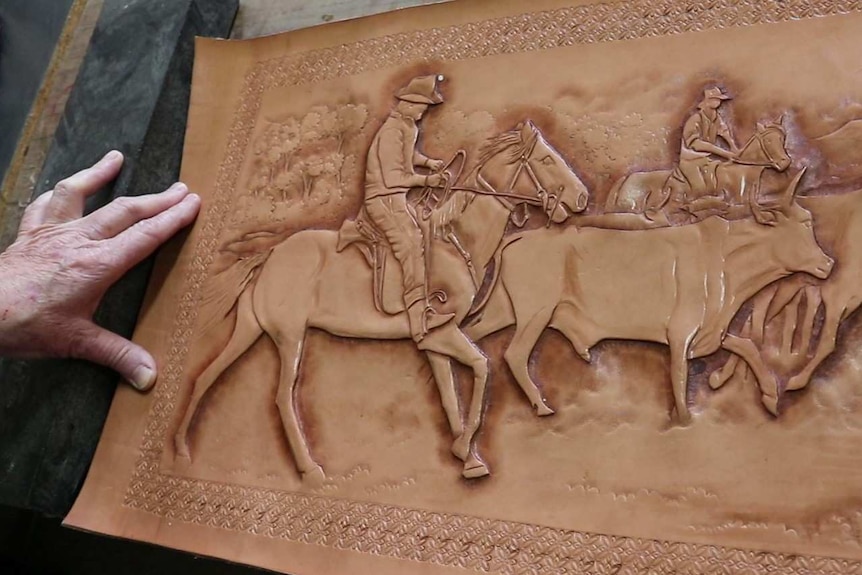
407, 300, 455, 342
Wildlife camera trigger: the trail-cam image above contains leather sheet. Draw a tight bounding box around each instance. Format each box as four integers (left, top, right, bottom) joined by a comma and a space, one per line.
67, 1, 862, 573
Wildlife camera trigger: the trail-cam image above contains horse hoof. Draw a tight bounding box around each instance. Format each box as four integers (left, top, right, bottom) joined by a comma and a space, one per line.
534, 402, 555, 417
761, 394, 779, 417
708, 371, 726, 390
451, 437, 471, 462
302, 465, 326, 486
462, 457, 490, 479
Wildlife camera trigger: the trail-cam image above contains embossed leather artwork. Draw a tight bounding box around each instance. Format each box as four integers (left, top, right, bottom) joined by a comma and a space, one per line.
67, 1, 862, 573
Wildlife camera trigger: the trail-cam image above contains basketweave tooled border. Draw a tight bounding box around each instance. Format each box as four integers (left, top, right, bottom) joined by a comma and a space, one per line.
123, 1, 862, 573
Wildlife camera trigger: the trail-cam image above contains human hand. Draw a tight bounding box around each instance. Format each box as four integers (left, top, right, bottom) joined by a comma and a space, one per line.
425, 172, 448, 188
0, 150, 201, 391
427, 159, 445, 172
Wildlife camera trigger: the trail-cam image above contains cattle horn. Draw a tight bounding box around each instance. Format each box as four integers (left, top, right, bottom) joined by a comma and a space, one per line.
781, 167, 806, 209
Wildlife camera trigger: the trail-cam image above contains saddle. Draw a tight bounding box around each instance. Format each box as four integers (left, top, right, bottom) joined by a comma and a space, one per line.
336, 208, 411, 315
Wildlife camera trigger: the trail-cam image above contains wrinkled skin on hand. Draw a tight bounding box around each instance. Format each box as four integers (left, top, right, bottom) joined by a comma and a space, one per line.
0, 151, 200, 391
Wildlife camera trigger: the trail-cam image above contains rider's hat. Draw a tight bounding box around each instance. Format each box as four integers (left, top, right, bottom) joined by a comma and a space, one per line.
396, 75, 445, 105
703, 86, 732, 101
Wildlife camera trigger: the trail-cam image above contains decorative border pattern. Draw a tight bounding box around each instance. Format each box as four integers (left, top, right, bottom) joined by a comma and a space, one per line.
124, 0, 862, 573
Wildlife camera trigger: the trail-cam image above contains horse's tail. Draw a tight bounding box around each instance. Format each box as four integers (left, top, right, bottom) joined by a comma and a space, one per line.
196, 248, 273, 335
465, 235, 524, 322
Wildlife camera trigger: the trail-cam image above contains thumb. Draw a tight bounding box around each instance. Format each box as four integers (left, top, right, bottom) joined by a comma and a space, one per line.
69, 324, 158, 391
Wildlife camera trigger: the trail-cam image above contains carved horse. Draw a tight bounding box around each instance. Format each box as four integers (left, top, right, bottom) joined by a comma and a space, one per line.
605, 118, 792, 223
173, 121, 589, 482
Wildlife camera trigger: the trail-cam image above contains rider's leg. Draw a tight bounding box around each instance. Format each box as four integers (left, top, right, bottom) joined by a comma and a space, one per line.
365, 195, 453, 341
678, 158, 708, 200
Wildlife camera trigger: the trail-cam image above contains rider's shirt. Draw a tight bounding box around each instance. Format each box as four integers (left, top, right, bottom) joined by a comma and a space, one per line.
680, 108, 734, 161
365, 111, 432, 200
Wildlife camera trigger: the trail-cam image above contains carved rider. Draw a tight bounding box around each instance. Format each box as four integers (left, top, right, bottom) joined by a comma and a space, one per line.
363, 74, 454, 342
678, 87, 739, 198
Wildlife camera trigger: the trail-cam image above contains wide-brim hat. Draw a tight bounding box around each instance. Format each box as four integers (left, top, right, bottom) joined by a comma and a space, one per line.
396, 74, 445, 105
703, 86, 731, 100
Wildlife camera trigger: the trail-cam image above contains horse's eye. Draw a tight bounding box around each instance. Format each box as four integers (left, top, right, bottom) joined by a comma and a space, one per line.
541, 156, 554, 166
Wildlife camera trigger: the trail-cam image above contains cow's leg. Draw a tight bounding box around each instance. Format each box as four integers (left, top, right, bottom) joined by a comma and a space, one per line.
504, 305, 557, 416
710, 315, 751, 390
786, 298, 849, 391
426, 352, 464, 437
420, 323, 490, 479
175, 288, 262, 460
799, 286, 822, 353
721, 334, 780, 416
668, 337, 692, 424
273, 329, 324, 485
780, 290, 804, 357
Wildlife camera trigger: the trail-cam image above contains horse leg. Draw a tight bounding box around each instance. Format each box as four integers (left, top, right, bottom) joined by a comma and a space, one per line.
174, 288, 262, 460
420, 323, 490, 479
464, 282, 515, 340
426, 352, 463, 437
273, 328, 324, 485
504, 305, 556, 416
786, 298, 848, 392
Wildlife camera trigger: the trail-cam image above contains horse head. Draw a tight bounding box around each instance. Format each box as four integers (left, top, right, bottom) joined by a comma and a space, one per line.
475, 120, 589, 225
519, 120, 590, 222
738, 115, 792, 172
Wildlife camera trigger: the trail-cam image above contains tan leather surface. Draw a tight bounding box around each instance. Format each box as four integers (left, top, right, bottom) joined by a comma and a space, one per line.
67, 1, 862, 573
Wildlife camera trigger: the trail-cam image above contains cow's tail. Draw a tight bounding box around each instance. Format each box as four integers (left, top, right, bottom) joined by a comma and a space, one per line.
465, 235, 524, 323
196, 249, 273, 336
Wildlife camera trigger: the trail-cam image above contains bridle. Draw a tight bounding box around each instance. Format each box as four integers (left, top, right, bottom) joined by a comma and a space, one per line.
424, 133, 565, 226
732, 125, 786, 169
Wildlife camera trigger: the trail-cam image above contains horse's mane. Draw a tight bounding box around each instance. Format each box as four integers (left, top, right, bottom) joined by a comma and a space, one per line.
430, 191, 473, 236
478, 125, 537, 165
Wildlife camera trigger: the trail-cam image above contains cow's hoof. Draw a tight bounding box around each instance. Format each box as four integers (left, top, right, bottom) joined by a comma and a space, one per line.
451, 436, 471, 462
786, 373, 808, 391
174, 434, 191, 460
462, 456, 490, 479
670, 407, 692, 426
708, 370, 727, 390
302, 465, 326, 486
534, 401, 555, 417
761, 394, 779, 417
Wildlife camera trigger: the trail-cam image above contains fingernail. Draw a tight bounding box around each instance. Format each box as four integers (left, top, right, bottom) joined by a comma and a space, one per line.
171, 182, 188, 193
184, 193, 200, 204
131, 365, 156, 391
105, 150, 123, 162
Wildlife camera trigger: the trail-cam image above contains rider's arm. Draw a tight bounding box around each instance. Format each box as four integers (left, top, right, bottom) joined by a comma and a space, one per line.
378, 127, 432, 189
716, 116, 739, 152
683, 112, 735, 160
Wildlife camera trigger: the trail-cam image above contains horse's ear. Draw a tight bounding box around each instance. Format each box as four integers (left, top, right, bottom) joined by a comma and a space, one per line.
515, 121, 524, 130
778, 113, 788, 127
756, 120, 767, 132
523, 119, 537, 132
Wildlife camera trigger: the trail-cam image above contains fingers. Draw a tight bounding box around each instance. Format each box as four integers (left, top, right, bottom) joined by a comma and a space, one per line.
17, 191, 54, 235
69, 323, 158, 391
106, 193, 201, 271
44, 150, 124, 224
80, 182, 189, 239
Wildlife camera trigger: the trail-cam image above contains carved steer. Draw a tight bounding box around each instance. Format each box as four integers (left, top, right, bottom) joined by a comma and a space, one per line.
466, 178, 833, 423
